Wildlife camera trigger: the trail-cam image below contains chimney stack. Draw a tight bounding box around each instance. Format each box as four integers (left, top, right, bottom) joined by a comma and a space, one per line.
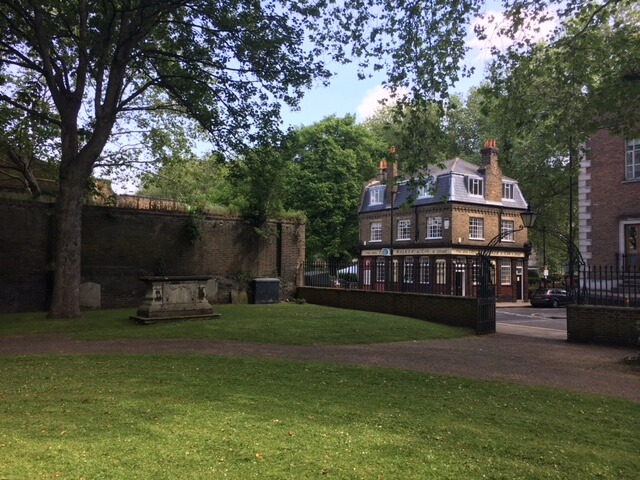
481, 138, 499, 166
479, 139, 503, 203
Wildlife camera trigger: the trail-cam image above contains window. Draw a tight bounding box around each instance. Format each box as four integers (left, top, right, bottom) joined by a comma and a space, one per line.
419, 257, 429, 284
404, 257, 414, 283
376, 258, 385, 283
469, 177, 484, 196
416, 181, 433, 198
469, 217, 484, 240
364, 260, 371, 286
397, 219, 411, 241
501, 220, 515, 242
471, 259, 479, 285
502, 182, 514, 200
626, 139, 640, 180
436, 259, 446, 284
500, 260, 512, 285
370, 222, 382, 242
427, 216, 442, 239
370, 188, 383, 205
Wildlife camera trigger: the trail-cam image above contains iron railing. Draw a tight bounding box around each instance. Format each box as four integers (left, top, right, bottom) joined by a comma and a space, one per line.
578, 265, 640, 307
304, 260, 483, 297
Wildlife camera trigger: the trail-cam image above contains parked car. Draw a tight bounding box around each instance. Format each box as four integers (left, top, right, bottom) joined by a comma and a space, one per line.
530, 288, 569, 308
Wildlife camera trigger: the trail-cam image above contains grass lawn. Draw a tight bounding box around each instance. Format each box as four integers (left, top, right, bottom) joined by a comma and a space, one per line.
0, 303, 471, 344
1, 355, 639, 479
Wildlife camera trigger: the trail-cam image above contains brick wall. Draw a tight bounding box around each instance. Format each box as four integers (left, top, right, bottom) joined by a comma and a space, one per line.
297, 286, 479, 330
567, 305, 639, 347
0, 198, 305, 313
583, 129, 640, 265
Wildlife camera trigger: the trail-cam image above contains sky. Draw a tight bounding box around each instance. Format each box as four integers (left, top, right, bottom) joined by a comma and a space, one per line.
279, 2, 499, 128
279, 1, 557, 129
111, 2, 557, 193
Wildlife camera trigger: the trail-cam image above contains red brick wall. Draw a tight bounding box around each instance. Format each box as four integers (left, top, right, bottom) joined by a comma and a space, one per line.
567, 305, 639, 347
584, 129, 640, 265
297, 286, 478, 330
0, 198, 305, 312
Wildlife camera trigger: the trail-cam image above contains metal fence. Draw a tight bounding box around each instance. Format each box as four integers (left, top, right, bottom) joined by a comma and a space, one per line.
305, 261, 640, 308
304, 259, 481, 297
578, 265, 640, 307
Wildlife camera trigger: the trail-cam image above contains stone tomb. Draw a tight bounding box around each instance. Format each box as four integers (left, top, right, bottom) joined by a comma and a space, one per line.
131, 276, 220, 324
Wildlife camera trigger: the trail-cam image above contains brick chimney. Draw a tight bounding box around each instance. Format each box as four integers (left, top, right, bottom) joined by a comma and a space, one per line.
479, 139, 503, 203
385, 161, 398, 207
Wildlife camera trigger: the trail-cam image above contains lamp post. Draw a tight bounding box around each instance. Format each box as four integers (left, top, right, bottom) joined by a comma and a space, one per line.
479, 205, 583, 303
478, 205, 537, 294
475, 205, 537, 334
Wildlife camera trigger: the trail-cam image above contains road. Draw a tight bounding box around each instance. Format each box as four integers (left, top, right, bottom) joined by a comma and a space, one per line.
497, 306, 567, 339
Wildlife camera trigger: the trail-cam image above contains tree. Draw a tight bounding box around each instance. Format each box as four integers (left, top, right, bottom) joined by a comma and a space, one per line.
478, 1, 640, 274
0, 0, 487, 317
280, 116, 385, 261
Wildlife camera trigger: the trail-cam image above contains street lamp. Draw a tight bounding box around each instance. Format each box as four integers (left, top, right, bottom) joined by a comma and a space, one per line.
477, 205, 536, 298
475, 205, 538, 334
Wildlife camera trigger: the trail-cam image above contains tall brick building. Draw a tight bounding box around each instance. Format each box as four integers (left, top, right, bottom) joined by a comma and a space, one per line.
579, 129, 640, 268
357, 140, 531, 302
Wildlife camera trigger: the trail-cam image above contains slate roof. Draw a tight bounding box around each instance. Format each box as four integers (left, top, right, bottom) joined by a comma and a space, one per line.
359, 158, 528, 213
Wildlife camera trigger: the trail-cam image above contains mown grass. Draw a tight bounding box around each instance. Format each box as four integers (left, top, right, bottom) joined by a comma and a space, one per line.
1, 355, 638, 479
0, 303, 471, 344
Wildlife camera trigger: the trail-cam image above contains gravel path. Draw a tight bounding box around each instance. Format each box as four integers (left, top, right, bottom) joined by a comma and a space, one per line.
2, 332, 639, 402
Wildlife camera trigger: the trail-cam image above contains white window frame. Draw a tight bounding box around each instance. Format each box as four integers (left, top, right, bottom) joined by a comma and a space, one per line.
404, 257, 414, 283
501, 220, 515, 242
397, 219, 411, 241
416, 181, 433, 199
419, 257, 429, 284
364, 260, 371, 286
375, 257, 385, 283
500, 260, 512, 285
469, 217, 484, 240
436, 259, 446, 284
471, 259, 479, 285
502, 182, 514, 200
469, 178, 484, 196
426, 216, 442, 239
626, 139, 640, 180
370, 222, 382, 242
370, 188, 383, 205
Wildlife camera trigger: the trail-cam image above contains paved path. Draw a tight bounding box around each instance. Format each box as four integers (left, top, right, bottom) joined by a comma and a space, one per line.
2, 332, 639, 403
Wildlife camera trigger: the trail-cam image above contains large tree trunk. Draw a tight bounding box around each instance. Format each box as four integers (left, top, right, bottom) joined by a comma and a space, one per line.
47, 161, 91, 319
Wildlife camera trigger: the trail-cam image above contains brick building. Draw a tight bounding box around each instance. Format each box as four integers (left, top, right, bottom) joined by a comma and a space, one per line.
357, 140, 531, 302
579, 129, 640, 268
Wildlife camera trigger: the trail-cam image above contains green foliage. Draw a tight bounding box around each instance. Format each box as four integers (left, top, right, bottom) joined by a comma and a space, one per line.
227, 144, 289, 226
184, 213, 203, 245
475, 2, 640, 274
283, 115, 386, 261
140, 153, 233, 211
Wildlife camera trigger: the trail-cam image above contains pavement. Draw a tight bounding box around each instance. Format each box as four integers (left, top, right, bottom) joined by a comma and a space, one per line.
2, 326, 638, 403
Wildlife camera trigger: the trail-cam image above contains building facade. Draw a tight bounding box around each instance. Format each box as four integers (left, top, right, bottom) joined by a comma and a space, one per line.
579, 129, 640, 268
357, 141, 531, 302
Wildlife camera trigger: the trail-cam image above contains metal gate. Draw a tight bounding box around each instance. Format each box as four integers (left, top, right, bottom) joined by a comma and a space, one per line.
476, 254, 496, 334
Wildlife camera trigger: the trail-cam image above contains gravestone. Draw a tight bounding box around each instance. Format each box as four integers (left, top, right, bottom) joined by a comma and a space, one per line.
80, 282, 101, 309
131, 276, 220, 324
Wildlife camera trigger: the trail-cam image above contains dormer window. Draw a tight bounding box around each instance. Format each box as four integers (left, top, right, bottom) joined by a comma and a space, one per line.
502, 182, 514, 200
469, 178, 484, 196
416, 181, 433, 198
369, 188, 383, 205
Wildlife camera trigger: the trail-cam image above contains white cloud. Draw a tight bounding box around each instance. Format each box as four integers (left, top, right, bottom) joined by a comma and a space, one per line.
356, 85, 409, 122
467, 9, 558, 60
